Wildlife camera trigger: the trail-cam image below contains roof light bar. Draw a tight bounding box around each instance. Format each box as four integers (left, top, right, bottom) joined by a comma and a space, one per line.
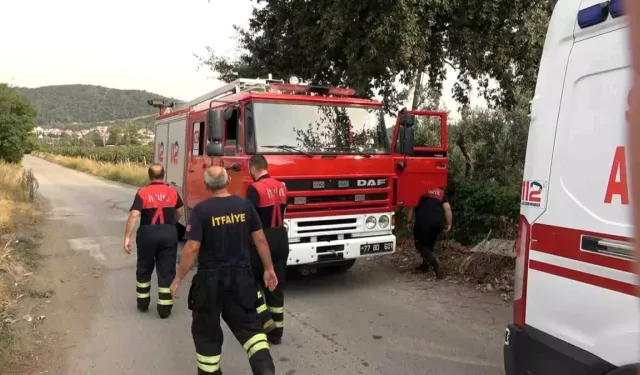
268, 83, 356, 96
609, 0, 624, 18
577, 2, 609, 29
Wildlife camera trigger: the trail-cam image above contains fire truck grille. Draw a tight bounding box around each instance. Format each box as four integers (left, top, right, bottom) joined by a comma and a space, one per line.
287, 193, 387, 205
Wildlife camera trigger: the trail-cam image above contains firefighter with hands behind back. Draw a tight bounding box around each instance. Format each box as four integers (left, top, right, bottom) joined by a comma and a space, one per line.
123, 163, 184, 319
245, 154, 290, 345
406, 186, 452, 280
169, 165, 278, 375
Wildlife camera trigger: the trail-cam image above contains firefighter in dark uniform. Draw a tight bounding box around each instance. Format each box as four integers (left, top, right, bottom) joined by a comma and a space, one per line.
245, 154, 289, 345
123, 163, 184, 318
170, 166, 278, 375
406, 186, 453, 280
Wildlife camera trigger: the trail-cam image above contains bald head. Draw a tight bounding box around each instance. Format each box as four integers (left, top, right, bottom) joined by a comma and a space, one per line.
204, 166, 229, 191
148, 163, 165, 181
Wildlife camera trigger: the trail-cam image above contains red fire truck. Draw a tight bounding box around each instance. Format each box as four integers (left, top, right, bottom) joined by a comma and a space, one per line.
148, 76, 448, 272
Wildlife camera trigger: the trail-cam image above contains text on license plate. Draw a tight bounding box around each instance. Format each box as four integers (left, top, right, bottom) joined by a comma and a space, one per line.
360, 242, 393, 254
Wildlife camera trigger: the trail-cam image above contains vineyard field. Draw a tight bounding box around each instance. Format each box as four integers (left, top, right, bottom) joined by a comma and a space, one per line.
42, 146, 153, 164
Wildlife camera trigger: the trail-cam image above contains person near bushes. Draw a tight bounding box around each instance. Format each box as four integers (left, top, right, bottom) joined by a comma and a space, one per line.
406, 186, 452, 279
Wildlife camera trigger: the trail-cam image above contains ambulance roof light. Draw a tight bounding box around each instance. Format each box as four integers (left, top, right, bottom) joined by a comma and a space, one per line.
577, 2, 609, 29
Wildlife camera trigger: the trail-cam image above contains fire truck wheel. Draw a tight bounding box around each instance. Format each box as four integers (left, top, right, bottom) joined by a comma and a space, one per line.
605, 365, 638, 375
330, 259, 356, 273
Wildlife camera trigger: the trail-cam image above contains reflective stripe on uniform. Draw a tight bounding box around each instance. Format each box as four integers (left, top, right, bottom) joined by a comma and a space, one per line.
157, 299, 173, 305
268, 306, 284, 314
257, 290, 263, 299
136, 293, 150, 299
257, 304, 268, 314
243, 333, 269, 358
136, 281, 151, 288
275, 321, 284, 328
158, 287, 171, 294
196, 353, 221, 373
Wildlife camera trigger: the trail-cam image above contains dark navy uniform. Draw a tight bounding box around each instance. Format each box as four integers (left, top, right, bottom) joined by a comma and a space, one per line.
185, 195, 275, 375
246, 174, 289, 343
413, 188, 448, 273
130, 182, 183, 317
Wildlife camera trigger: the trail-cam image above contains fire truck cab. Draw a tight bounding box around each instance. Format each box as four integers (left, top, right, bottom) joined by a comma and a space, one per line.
149, 76, 448, 272
504, 0, 638, 374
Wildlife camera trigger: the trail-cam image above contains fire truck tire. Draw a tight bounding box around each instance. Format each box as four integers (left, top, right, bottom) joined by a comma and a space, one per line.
331, 259, 356, 273
605, 365, 638, 375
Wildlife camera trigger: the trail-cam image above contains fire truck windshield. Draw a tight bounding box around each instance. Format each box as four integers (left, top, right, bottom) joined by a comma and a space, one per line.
251, 101, 390, 154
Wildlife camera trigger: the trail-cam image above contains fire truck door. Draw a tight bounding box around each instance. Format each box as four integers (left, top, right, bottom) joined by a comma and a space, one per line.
165, 116, 187, 193
154, 122, 169, 171
392, 110, 448, 207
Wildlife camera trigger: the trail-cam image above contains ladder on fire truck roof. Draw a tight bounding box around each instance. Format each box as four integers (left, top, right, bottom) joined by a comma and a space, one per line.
176, 76, 285, 110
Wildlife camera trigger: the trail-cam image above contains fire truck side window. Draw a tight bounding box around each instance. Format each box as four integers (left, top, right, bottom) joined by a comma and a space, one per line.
224, 109, 239, 147
192, 121, 205, 156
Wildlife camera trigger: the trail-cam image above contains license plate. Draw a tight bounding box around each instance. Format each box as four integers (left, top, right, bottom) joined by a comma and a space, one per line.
360, 242, 393, 254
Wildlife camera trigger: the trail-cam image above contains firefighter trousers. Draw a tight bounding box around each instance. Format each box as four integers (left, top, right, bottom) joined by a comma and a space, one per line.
254, 259, 287, 340
135, 225, 178, 318
189, 268, 275, 375
413, 221, 443, 272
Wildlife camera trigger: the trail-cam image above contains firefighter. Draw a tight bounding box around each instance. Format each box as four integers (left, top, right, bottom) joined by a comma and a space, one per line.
170, 166, 278, 375
406, 186, 452, 280
245, 154, 289, 345
123, 163, 183, 318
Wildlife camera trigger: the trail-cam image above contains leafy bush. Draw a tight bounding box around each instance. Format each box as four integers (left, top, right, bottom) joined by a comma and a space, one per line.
41, 145, 153, 164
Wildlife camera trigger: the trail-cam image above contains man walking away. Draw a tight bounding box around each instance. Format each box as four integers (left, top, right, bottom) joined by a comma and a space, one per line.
406, 186, 452, 280
124, 163, 183, 318
245, 154, 290, 345
170, 166, 278, 375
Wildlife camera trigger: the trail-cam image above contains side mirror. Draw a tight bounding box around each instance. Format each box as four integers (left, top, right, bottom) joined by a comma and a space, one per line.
396, 126, 415, 155
400, 113, 415, 128
223, 107, 237, 121
207, 109, 224, 141
206, 142, 224, 157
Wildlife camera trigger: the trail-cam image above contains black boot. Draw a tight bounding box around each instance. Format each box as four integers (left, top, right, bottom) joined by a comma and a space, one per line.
435, 268, 445, 280
414, 262, 429, 273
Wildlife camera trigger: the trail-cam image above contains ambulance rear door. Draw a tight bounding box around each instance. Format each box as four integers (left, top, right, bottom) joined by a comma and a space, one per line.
526, 2, 637, 367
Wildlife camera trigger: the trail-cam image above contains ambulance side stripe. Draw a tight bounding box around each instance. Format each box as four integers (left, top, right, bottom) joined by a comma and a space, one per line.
531, 224, 634, 273
529, 250, 636, 296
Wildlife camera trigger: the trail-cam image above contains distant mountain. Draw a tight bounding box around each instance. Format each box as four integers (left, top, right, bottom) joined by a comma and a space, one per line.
17, 84, 178, 126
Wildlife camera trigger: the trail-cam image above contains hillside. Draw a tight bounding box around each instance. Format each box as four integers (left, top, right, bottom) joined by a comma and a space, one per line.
18, 84, 179, 126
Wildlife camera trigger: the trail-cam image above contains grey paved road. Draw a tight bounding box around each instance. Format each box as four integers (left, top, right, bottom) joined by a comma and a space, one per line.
23, 155, 510, 375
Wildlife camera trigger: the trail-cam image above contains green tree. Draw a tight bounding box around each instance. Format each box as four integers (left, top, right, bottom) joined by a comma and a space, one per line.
198, 0, 552, 111
0, 84, 38, 163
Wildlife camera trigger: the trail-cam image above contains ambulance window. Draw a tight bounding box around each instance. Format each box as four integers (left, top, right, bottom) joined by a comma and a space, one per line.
192, 121, 205, 156
225, 110, 239, 147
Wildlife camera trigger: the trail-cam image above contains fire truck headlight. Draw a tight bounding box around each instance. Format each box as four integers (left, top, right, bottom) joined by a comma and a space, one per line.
365, 216, 377, 229
378, 215, 390, 228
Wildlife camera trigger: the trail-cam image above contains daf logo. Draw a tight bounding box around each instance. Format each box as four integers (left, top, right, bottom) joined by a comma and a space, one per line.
356, 178, 387, 187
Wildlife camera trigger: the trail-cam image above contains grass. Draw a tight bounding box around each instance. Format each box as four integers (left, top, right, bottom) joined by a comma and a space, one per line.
36, 152, 148, 187
0, 161, 41, 363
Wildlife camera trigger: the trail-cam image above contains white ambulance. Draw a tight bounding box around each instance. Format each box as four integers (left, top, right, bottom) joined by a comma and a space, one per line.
503, 0, 638, 374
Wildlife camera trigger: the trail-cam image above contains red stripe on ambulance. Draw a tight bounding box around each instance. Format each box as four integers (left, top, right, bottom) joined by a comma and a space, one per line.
531, 224, 633, 273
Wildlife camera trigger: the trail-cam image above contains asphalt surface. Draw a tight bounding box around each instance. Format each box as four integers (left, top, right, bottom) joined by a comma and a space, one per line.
23, 155, 510, 375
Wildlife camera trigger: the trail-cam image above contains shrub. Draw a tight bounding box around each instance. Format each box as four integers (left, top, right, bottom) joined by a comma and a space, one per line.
41, 145, 153, 164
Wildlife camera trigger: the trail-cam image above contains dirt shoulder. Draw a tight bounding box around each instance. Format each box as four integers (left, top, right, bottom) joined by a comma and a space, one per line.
0, 168, 103, 375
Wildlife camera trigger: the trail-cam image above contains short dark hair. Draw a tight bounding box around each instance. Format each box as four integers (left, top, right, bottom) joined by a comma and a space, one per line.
148, 163, 165, 180
248, 154, 268, 170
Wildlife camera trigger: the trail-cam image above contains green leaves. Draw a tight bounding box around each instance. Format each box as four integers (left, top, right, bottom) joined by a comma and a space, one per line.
42, 146, 153, 164
199, 0, 551, 111
0, 84, 38, 163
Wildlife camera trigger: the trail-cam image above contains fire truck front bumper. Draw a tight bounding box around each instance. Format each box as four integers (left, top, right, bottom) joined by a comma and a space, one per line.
286, 234, 396, 266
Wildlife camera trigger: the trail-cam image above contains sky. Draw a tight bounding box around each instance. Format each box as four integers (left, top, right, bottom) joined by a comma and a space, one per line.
0, 0, 485, 120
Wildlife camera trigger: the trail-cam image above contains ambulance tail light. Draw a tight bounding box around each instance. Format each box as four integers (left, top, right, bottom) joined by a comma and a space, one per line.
513, 214, 531, 327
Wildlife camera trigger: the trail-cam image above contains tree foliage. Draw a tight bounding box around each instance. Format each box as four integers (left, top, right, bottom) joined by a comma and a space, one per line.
0, 84, 38, 163
198, 0, 552, 111
18, 85, 175, 126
